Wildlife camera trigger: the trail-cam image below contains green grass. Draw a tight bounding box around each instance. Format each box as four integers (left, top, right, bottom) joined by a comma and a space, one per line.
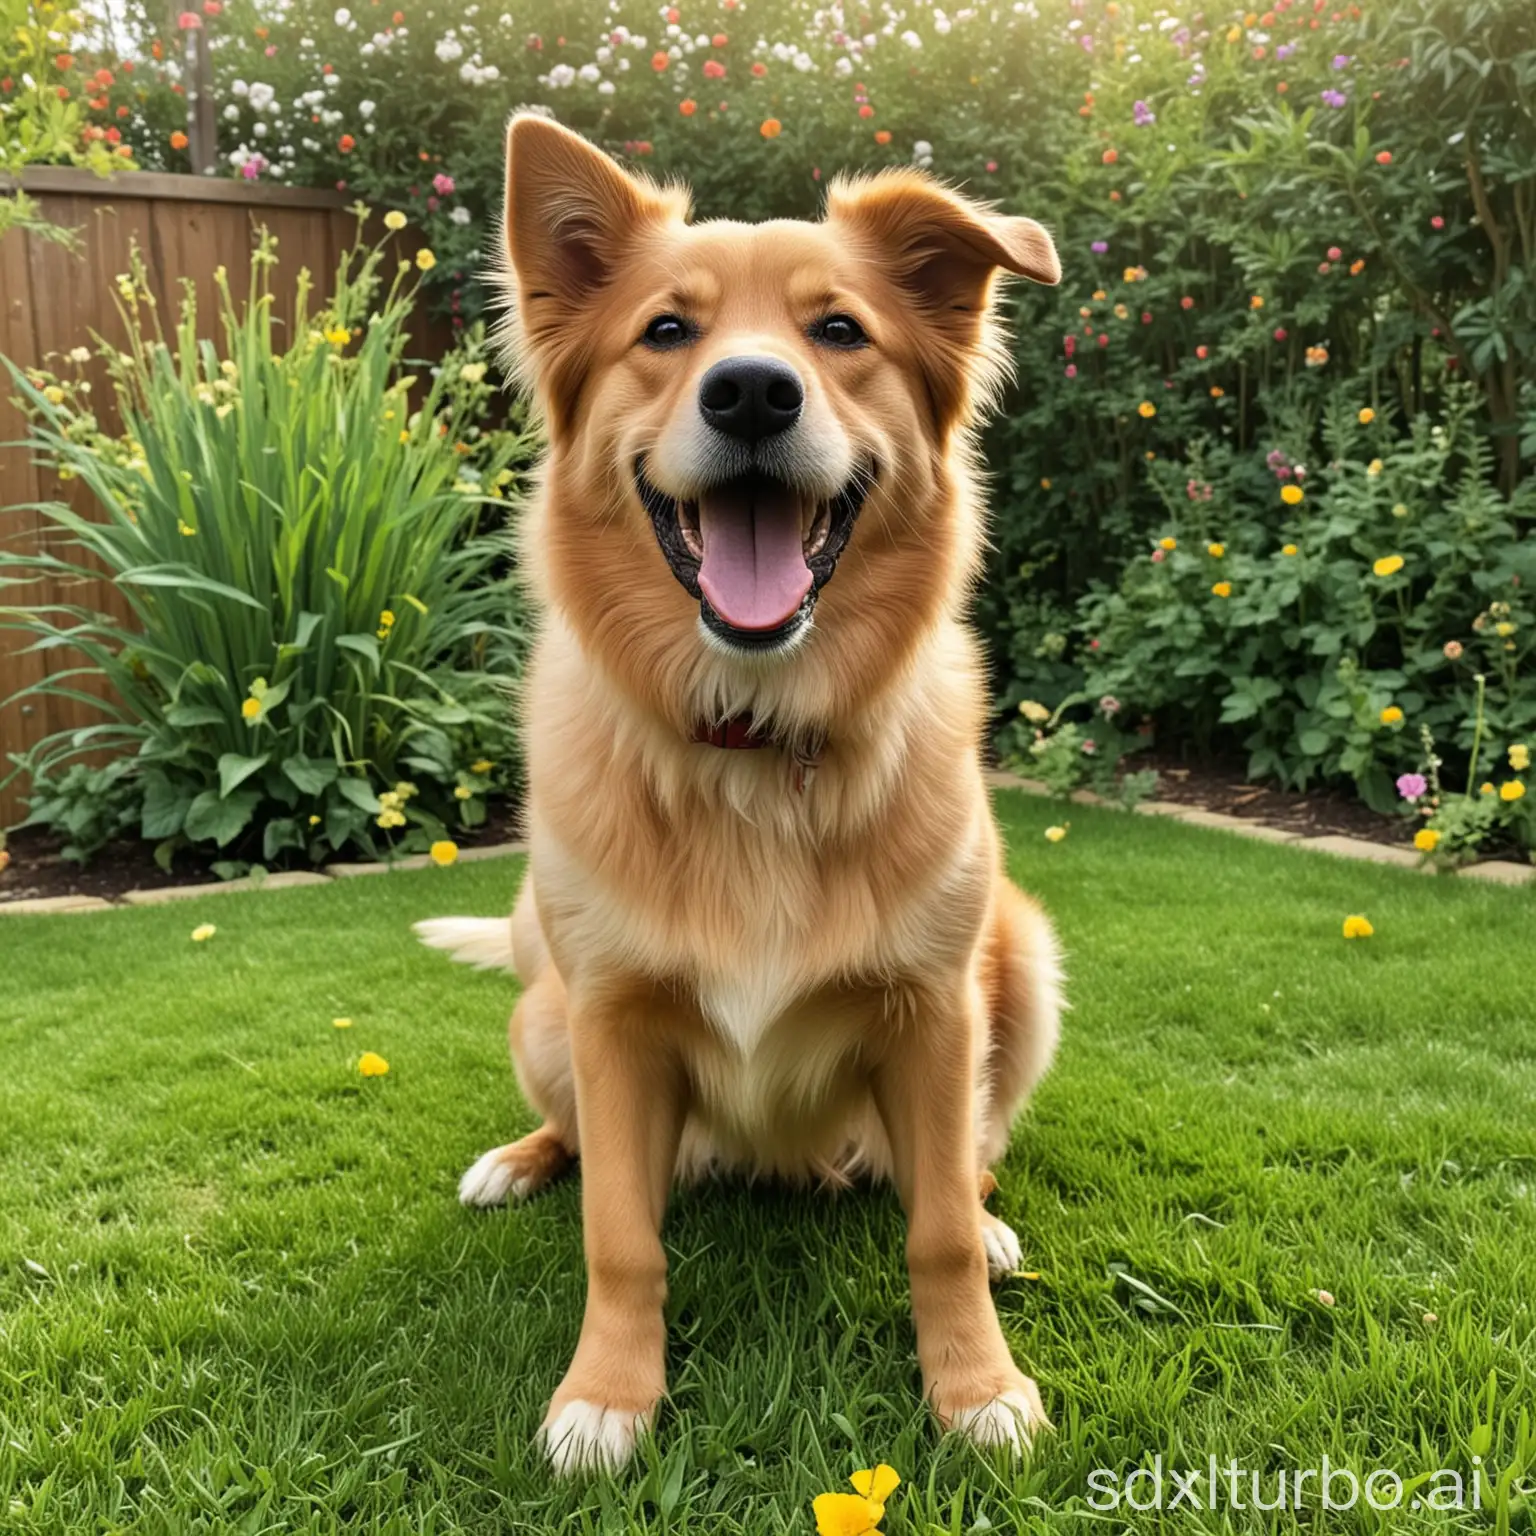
3, 792, 1534, 1534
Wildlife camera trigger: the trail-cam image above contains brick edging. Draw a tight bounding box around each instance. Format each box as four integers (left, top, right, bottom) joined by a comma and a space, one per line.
0, 843, 530, 917
985, 771, 1535, 887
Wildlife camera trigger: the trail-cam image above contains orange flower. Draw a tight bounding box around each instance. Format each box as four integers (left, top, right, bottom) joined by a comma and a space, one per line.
760, 117, 782, 139
1375, 150, 1393, 165
679, 98, 696, 116
338, 133, 355, 153
652, 50, 670, 71
712, 32, 728, 46
169, 130, 188, 150
1102, 148, 1119, 165
874, 129, 891, 145
751, 60, 766, 76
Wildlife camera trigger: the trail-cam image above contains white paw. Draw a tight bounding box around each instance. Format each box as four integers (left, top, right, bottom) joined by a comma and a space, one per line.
949, 1388, 1043, 1454
541, 1399, 649, 1475
457, 1146, 531, 1208
981, 1217, 1023, 1281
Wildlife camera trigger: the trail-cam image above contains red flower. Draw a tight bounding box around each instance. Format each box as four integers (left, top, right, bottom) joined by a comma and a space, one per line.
338, 133, 355, 152
751, 61, 766, 76
1273, 326, 1288, 341
874, 129, 891, 145
1431, 215, 1444, 229
1180, 296, 1194, 310
702, 58, 725, 78
176, 10, 200, 28
651, 50, 670, 71
1102, 147, 1118, 165
665, 6, 680, 20
93, 68, 114, 87
679, 97, 696, 115
1196, 344, 1209, 359
1375, 150, 1392, 164
203, 0, 222, 14
712, 32, 728, 46
858, 103, 873, 118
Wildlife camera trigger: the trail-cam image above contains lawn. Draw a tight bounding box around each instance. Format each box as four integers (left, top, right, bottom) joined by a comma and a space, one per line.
2, 791, 1534, 1534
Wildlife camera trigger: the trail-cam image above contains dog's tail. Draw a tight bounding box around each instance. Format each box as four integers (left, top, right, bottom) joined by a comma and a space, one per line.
413, 916, 517, 975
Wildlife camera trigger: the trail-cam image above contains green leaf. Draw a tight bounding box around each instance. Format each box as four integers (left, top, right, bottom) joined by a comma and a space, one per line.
336, 633, 380, 669
184, 789, 259, 847
1299, 728, 1332, 757
218, 752, 271, 798
263, 817, 303, 863
141, 776, 192, 838
336, 776, 382, 814
282, 754, 339, 796
163, 703, 226, 728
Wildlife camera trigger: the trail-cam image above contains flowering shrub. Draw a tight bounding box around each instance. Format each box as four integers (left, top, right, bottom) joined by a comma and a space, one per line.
0, 222, 530, 866
15, 0, 1535, 828
997, 693, 1158, 807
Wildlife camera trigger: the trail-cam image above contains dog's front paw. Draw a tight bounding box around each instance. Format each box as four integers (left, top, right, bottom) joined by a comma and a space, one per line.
540, 1399, 652, 1475
980, 1211, 1023, 1282
943, 1376, 1049, 1456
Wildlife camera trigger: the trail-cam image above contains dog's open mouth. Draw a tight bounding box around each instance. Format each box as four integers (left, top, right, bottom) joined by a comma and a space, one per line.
637, 461, 873, 650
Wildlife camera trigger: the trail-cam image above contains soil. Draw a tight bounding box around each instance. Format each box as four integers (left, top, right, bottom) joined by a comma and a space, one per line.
0, 798, 526, 907
1125, 750, 1413, 846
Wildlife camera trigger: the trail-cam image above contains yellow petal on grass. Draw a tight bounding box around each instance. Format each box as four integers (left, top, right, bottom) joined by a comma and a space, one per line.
429, 840, 459, 866
812, 1492, 882, 1536
1342, 915, 1374, 940
332, 1017, 354, 1029
358, 1051, 390, 1077
849, 1465, 901, 1504
1044, 825, 1068, 843
190, 923, 217, 942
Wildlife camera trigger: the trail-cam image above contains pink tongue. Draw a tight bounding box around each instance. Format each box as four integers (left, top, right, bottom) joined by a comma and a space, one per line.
697, 481, 812, 631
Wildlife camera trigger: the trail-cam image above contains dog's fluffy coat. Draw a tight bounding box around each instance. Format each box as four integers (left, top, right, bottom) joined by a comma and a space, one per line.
418, 114, 1065, 1473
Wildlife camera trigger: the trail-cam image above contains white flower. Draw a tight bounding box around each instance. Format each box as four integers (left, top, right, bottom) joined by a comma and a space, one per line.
597, 79, 615, 94
596, 45, 612, 62
223, 103, 240, 120
935, 14, 952, 32
231, 78, 248, 96
833, 55, 853, 75
358, 98, 375, 117
253, 121, 268, 137
913, 139, 933, 164
435, 35, 464, 62
334, 7, 351, 25
450, 205, 472, 225
323, 73, 339, 88
695, 32, 709, 46
68, 346, 91, 363
547, 62, 576, 86
248, 81, 275, 111
793, 49, 814, 70
578, 62, 600, 81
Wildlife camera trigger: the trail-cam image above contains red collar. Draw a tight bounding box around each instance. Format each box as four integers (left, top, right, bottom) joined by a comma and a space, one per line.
692, 713, 772, 750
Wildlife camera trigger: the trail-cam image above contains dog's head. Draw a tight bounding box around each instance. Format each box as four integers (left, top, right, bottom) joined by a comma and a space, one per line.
501, 114, 1058, 712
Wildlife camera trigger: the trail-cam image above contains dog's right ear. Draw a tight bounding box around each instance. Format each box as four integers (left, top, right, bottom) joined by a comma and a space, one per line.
505, 113, 682, 316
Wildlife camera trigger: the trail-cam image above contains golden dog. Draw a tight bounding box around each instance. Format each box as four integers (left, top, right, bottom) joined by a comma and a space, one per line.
418, 113, 1064, 1474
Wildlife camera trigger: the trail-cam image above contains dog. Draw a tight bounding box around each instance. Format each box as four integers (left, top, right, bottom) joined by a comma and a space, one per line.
417, 113, 1065, 1475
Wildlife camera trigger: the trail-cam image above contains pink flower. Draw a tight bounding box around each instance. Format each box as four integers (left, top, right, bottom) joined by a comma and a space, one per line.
1443, 639, 1463, 659
1081, 738, 1099, 755
1327, 246, 1342, 260
985, 159, 998, 172
1431, 215, 1445, 229
1396, 772, 1427, 802
177, 10, 201, 27
432, 172, 455, 196
1100, 695, 1122, 717
1065, 364, 1078, 378
1151, 548, 1166, 563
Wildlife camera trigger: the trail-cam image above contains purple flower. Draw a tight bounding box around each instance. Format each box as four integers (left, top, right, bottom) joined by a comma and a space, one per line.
1276, 42, 1295, 60
1331, 53, 1351, 69
1396, 772, 1428, 803
1133, 99, 1156, 126
1091, 239, 1109, 253
1321, 89, 1347, 109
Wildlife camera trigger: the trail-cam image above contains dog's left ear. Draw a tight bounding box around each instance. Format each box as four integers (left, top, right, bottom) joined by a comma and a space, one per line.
827, 172, 1060, 428
827, 171, 1061, 313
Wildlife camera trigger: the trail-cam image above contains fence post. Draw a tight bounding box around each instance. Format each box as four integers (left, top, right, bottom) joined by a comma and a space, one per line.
176, 3, 218, 175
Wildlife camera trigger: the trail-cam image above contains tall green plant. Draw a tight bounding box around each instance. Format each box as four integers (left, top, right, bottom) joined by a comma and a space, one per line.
1, 221, 531, 866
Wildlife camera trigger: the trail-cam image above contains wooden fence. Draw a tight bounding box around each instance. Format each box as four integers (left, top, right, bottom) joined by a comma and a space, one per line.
0, 168, 435, 825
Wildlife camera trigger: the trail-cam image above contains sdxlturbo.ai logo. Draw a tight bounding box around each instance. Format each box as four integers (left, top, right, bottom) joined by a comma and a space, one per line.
1086, 1455, 1483, 1513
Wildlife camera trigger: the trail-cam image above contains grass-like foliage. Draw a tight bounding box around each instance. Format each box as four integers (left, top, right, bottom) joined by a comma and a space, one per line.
2, 797, 1533, 1533
2, 225, 531, 866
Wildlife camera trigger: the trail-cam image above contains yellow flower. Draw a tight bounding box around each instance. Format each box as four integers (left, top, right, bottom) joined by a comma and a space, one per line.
1413, 828, 1440, 853
358, 1051, 390, 1077
813, 1465, 899, 1536
43, 385, 65, 405
1367, 458, 1384, 476
1137, 401, 1157, 419
1480, 781, 1495, 796
1040, 477, 1052, 490
324, 325, 351, 348
430, 839, 459, 866
309, 814, 321, 826
1019, 700, 1051, 724
1379, 706, 1404, 725
453, 785, 472, 800
395, 781, 419, 800
399, 429, 410, 445
241, 696, 261, 720
376, 808, 406, 829
1282, 543, 1299, 556
471, 759, 493, 774
1501, 780, 1526, 803
178, 519, 198, 537
1392, 503, 1408, 518
1373, 555, 1404, 577
1358, 407, 1376, 424
379, 609, 395, 629
191, 923, 217, 943
415, 248, 437, 271
459, 361, 487, 384
1249, 294, 1264, 309
1281, 485, 1304, 506
1510, 744, 1530, 772
1044, 825, 1068, 843
1212, 581, 1232, 598
1342, 914, 1374, 939
333, 1017, 354, 1029
1495, 621, 1515, 638
1159, 536, 1178, 551
1208, 542, 1226, 558
383, 210, 407, 231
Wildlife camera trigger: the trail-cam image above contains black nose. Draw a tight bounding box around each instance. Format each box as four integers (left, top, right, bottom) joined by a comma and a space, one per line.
698, 355, 804, 444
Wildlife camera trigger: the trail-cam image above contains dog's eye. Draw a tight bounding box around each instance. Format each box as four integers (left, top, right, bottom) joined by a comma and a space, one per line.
810, 314, 868, 349
641, 314, 694, 350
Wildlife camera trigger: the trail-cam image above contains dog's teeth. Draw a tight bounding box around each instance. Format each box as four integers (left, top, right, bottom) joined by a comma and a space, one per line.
804, 506, 830, 558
